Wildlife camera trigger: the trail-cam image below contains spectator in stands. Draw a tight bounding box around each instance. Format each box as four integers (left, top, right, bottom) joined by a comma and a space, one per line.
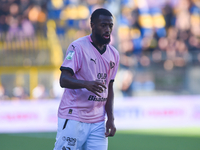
0, 84, 9, 100
1, 0, 200, 99
12, 86, 28, 100
32, 84, 47, 99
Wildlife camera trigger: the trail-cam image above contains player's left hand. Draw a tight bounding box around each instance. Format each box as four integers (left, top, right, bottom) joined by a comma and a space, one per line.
105, 119, 116, 137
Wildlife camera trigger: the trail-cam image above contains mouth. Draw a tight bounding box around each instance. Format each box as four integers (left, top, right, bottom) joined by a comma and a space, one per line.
103, 34, 110, 39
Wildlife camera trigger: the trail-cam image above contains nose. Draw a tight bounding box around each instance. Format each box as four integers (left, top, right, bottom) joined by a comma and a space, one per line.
105, 25, 111, 33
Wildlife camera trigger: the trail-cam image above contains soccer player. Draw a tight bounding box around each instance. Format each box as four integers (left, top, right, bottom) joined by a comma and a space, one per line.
53, 8, 120, 150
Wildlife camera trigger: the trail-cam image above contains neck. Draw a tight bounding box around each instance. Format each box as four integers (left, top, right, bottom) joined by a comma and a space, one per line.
90, 34, 106, 51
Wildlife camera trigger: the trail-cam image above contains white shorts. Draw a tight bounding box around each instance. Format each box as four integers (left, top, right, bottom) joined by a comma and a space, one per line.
53, 118, 108, 150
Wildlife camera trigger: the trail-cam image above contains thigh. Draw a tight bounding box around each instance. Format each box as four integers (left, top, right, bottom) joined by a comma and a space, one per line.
83, 121, 108, 150
54, 118, 89, 150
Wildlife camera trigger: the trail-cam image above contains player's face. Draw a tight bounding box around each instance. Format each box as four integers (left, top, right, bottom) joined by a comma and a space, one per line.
93, 15, 113, 45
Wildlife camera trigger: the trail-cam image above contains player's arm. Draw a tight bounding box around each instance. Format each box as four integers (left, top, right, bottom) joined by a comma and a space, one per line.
60, 69, 106, 97
105, 81, 116, 137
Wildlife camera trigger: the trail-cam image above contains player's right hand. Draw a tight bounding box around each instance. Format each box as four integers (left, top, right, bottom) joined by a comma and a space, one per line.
85, 81, 107, 97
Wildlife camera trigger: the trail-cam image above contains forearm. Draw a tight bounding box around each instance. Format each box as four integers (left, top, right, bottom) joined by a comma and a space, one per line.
60, 70, 107, 96
105, 82, 116, 137
105, 82, 114, 120
60, 71, 86, 89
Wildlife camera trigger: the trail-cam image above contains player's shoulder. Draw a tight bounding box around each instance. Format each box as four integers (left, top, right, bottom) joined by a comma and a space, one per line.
107, 44, 119, 57
67, 36, 89, 53
71, 35, 90, 47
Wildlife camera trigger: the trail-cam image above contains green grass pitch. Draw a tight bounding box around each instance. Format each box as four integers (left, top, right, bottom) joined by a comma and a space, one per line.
1, 128, 200, 150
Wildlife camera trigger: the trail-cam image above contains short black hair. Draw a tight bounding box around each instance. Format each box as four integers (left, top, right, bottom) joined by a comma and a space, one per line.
90, 8, 113, 23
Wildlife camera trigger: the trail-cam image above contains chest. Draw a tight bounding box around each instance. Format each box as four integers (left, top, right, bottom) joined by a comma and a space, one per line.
79, 47, 115, 80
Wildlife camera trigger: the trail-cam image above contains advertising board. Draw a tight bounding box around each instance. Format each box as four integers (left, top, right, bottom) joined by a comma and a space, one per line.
0, 96, 200, 133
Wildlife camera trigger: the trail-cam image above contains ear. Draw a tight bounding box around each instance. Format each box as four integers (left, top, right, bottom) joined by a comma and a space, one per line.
90, 22, 94, 29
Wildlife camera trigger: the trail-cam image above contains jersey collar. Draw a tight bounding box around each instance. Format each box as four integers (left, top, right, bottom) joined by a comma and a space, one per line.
88, 35, 106, 55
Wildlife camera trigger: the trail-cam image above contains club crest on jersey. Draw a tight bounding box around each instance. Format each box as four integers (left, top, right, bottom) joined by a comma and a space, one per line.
66, 51, 75, 60
110, 61, 115, 69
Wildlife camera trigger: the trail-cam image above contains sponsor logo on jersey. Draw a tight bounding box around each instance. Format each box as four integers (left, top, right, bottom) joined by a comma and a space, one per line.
88, 95, 107, 101
96, 73, 107, 93
66, 51, 75, 60
110, 61, 115, 69
97, 73, 107, 79
90, 58, 96, 64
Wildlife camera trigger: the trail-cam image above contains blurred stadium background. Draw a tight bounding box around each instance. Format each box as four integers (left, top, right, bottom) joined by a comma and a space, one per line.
0, 0, 200, 150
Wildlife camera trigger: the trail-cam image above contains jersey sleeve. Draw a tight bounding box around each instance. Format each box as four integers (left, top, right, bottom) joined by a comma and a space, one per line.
60, 43, 82, 75
110, 52, 120, 82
